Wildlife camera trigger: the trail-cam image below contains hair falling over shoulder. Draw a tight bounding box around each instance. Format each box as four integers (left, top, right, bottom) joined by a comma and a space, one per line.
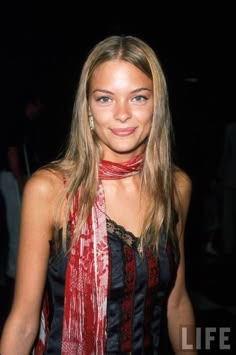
47, 35, 178, 254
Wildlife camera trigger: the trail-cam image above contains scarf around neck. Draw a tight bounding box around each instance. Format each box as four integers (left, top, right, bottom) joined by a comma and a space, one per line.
61, 154, 144, 354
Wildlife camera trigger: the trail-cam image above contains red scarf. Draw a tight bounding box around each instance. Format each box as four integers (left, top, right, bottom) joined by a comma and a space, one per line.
34, 154, 143, 355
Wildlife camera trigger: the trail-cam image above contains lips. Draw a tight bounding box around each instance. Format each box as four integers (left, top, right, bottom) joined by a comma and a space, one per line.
110, 127, 136, 136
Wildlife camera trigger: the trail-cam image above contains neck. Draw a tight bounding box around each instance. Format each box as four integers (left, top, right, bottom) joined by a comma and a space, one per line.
101, 147, 146, 163
98, 153, 144, 180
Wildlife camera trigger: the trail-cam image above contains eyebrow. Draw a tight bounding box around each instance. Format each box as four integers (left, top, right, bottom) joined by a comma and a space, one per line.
91, 87, 152, 94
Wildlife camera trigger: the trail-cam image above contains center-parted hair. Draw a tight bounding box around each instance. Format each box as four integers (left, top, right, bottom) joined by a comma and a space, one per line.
48, 35, 177, 253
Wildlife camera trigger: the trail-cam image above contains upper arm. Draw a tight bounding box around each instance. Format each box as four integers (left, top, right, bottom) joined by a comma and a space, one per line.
174, 169, 192, 237
10, 169, 62, 325
168, 169, 192, 307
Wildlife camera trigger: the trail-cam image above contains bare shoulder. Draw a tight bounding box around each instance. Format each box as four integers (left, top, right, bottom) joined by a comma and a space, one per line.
173, 167, 192, 198
173, 167, 192, 226
22, 169, 64, 224
24, 169, 64, 201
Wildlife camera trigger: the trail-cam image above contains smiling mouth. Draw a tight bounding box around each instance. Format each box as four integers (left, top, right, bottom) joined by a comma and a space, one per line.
110, 127, 136, 136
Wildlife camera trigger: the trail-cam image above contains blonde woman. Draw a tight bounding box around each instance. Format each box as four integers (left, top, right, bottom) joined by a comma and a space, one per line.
0, 35, 197, 354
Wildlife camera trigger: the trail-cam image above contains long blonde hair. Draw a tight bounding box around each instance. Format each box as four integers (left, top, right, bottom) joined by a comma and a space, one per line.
49, 35, 177, 252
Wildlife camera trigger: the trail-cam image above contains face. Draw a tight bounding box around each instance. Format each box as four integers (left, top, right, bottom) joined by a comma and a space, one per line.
88, 59, 153, 161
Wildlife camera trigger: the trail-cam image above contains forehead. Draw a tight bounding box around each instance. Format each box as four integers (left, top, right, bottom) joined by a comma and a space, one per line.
91, 60, 151, 82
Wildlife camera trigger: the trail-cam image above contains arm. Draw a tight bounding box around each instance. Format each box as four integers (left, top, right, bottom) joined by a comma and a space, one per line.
167, 170, 197, 354
0, 169, 61, 354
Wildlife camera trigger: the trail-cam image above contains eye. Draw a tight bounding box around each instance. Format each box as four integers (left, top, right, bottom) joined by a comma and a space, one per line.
132, 95, 147, 102
96, 96, 111, 103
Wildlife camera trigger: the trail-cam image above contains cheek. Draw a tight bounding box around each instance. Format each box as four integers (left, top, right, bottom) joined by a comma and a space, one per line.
142, 114, 153, 134
93, 109, 111, 124
134, 104, 153, 120
94, 117, 110, 129
137, 111, 153, 125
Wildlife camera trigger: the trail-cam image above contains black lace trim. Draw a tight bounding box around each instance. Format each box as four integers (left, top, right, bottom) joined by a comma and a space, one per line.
106, 218, 140, 251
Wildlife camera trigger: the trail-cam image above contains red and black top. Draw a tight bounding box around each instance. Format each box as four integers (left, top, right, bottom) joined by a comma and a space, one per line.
44, 218, 179, 354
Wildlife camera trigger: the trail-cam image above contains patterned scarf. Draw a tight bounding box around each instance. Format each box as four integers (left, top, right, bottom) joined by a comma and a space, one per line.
34, 154, 143, 354
61, 154, 143, 354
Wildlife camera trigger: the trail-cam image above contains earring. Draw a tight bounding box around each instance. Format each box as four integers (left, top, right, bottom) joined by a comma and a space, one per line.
89, 116, 94, 130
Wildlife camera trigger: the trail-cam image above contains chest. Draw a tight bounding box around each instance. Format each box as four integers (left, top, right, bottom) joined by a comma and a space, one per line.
103, 181, 148, 237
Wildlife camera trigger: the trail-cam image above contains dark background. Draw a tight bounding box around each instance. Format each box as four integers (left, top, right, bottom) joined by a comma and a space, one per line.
1, 2, 233, 240
1, 3, 234, 179
1, 3, 233, 165
0, 2, 235, 353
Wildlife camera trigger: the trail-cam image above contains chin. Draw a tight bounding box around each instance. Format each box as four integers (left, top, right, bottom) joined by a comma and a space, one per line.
112, 146, 142, 155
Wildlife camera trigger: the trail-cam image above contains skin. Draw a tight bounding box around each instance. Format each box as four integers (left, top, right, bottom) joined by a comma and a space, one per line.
89, 60, 153, 161
89, 60, 153, 237
0, 59, 196, 354
168, 171, 196, 354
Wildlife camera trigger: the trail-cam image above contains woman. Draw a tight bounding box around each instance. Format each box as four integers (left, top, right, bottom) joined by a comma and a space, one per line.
0, 35, 197, 354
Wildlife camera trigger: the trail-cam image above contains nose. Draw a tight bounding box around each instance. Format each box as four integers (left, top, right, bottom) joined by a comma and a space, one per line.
114, 100, 131, 122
